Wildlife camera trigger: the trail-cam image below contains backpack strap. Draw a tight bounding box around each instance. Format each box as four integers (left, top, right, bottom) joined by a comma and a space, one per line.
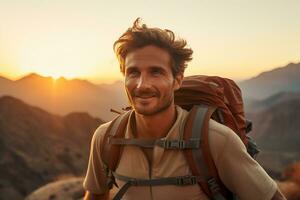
183, 105, 229, 200
110, 138, 200, 149
101, 110, 132, 188
112, 172, 205, 200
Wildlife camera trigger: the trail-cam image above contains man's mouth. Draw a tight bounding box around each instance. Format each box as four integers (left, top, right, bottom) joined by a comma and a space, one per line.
135, 94, 156, 99
133, 90, 157, 99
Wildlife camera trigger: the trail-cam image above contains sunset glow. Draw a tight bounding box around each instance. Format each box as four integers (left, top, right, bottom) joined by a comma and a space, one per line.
0, 0, 300, 83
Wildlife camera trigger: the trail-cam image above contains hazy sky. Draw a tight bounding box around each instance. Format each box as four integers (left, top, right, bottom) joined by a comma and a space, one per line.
0, 0, 300, 83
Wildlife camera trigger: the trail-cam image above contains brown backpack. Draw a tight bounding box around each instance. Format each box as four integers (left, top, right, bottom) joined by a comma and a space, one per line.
101, 75, 258, 200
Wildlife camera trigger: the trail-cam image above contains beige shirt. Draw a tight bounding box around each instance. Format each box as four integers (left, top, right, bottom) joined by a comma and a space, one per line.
83, 106, 277, 200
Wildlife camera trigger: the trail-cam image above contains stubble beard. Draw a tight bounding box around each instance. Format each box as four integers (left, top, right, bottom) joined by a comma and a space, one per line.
135, 95, 174, 116
126, 89, 174, 116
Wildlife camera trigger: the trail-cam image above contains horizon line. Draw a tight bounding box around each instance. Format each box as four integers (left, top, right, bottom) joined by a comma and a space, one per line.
1, 61, 299, 84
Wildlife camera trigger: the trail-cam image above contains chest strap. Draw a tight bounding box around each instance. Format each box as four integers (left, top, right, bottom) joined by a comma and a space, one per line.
112, 172, 205, 200
109, 138, 200, 149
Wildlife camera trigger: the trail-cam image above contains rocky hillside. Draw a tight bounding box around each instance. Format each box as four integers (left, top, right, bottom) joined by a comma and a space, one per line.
246, 97, 300, 178
25, 176, 119, 200
25, 177, 85, 200
0, 96, 103, 200
248, 98, 300, 144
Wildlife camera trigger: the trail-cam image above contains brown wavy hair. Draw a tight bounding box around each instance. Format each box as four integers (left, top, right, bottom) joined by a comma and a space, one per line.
113, 18, 193, 76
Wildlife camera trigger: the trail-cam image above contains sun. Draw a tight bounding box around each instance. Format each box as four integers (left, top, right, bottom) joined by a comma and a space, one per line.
18, 57, 92, 79
21, 65, 78, 79
16, 36, 102, 80
51, 74, 61, 79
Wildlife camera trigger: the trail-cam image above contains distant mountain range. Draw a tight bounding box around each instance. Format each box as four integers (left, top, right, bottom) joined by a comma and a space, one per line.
245, 91, 300, 113
0, 62, 299, 120
0, 96, 103, 200
238, 62, 300, 100
0, 73, 127, 121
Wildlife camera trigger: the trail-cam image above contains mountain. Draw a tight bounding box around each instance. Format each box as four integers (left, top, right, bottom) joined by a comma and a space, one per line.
0, 76, 12, 84
239, 62, 300, 100
16, 72, 52, 82
0, 73, 127, 121
245, 91, 300, 113
0, 76, 14, 94
0, 96, 103, 200
247, 97, 300, 173
2, 62, 299, 120
248, 98, 300, 145
245, 97, 300, 179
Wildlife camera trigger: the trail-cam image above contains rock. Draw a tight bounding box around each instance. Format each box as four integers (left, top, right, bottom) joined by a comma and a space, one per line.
25, 177, 85, 200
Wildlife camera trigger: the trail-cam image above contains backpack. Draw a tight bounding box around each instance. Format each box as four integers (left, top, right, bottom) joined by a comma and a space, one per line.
101, 75, 259, 200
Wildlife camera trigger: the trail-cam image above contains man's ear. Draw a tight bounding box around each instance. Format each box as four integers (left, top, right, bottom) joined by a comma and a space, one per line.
174, 73, 184, 91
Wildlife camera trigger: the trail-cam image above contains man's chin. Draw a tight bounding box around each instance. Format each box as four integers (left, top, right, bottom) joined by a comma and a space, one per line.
133, 106, 155, 116
133, 102, 173, 116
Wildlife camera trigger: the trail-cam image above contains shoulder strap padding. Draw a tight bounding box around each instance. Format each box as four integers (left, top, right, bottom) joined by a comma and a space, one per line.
183, 105, 230, 198
101, 110, 132, 171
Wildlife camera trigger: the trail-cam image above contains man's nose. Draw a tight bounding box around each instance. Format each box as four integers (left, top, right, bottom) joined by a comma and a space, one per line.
136, 75, 150, 89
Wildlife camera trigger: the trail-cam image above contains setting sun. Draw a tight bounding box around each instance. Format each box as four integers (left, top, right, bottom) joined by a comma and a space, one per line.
15, 29, 112, 80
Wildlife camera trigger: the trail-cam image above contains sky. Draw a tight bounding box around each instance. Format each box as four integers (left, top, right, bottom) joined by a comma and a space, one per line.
0, 0, 300, 83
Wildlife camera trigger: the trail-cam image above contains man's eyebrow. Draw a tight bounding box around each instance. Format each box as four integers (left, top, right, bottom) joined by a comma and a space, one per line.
125, 65, 167, 72
126, 65, 137, 69
125, 66, 138, 72
149, 66, 167, 71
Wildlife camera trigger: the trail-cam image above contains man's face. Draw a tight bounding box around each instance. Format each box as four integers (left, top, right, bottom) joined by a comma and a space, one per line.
124, 45, 183, 116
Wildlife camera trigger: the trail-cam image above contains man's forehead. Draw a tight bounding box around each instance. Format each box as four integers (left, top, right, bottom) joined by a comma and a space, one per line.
125, 46, 171, 66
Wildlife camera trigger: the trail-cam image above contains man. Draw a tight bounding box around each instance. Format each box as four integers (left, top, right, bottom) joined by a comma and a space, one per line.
83, 18, 286, 200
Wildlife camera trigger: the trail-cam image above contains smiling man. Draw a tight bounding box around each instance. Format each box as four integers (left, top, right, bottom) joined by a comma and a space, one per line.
125, 45, 182, 116
83, 18, 286, 200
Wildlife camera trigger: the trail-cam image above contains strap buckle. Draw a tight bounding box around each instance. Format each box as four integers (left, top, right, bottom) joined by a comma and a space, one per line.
162, 140, 186, 149
129, 178, 139, 186
176, 176, 198, 185
207, 177, 221, 193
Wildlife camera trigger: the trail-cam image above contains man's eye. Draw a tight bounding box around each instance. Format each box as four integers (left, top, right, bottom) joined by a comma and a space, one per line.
127, 70, 139, 77
152, 69, 162, 76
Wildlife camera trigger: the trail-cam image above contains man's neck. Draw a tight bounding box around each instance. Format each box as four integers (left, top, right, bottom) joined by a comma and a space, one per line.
134, 105, 177, 139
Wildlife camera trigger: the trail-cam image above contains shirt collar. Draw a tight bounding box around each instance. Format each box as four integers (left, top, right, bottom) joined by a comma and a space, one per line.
124, 105, 187, 140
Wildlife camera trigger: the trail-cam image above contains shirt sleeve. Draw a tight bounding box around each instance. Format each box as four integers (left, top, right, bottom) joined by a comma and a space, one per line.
209, 122, 277, 200
83, 122, 111, 194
